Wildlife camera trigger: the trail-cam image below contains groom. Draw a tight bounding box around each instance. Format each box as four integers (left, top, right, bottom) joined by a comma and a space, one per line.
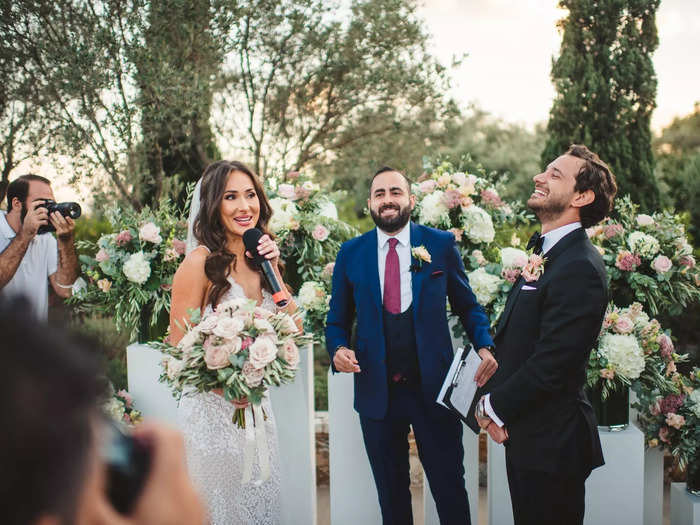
326, 167, 497, 524
473, 145, 618, 525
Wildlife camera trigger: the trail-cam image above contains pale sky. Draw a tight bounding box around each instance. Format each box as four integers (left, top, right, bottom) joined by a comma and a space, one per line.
418, 0, 700, 131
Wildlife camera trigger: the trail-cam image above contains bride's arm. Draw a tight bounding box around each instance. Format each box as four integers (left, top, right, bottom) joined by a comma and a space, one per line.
169, 249, 209, 344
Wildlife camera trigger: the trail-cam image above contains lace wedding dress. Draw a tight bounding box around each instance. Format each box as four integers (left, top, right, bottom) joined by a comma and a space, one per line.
177, 276, 281, 525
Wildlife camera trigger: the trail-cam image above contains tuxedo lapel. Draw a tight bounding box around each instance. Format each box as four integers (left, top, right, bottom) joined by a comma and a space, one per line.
495, 276, 524, 337
409, 222, 426, 314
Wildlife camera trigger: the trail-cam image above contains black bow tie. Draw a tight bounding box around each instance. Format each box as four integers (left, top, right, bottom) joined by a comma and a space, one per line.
526, 231, 544, 254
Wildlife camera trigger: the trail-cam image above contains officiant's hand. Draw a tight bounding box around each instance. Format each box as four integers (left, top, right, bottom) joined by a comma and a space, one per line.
333, 346, 361, 373
485, 421, 509, 444
474, 347, 498, 387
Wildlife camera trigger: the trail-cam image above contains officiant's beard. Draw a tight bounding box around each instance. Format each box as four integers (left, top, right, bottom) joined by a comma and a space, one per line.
370, 203, 412, 233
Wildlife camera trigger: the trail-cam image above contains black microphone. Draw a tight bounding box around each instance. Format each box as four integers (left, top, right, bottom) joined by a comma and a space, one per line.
242, 228, 289, 308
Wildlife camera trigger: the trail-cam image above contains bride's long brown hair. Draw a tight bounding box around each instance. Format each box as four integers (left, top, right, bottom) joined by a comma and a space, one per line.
194, 160, 277, 308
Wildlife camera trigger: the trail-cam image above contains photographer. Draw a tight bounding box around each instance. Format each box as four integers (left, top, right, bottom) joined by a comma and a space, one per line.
0, 174, 79, 320
0, 296, 206, 525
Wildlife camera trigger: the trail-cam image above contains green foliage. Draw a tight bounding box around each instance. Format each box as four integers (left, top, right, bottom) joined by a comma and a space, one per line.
542, 0, 660, 211
72, 215, 113, 256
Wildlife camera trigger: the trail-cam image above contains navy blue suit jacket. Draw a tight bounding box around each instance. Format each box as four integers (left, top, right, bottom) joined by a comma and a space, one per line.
325, 222, 494, 419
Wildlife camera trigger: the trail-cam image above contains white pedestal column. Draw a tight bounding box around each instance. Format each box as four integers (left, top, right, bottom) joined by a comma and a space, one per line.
584, 425, 645, 525
327, 370, 382, 524
671, 483, 700, 525
644, 446, 664, 525
487, 440, 513, 525
269, 344, 317, 525
126, 343, 179, 424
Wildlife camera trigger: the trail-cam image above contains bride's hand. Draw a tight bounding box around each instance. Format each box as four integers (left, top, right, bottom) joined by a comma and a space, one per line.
246, 234, 280, 267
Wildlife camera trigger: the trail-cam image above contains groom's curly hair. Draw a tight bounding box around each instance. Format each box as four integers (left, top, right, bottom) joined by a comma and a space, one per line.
195, 160, 280, 308
568, 144, 618, 228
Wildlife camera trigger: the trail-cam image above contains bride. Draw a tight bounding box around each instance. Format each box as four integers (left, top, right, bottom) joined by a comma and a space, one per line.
169, 160, 300, 524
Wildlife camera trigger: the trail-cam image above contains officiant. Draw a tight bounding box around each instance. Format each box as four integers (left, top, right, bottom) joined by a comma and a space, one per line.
325, 167, 497, 525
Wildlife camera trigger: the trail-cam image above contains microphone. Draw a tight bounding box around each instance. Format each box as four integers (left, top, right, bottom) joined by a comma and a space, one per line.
242, 228, 289, 308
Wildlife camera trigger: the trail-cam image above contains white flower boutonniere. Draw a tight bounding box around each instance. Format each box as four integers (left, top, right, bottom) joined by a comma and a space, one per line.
411, 245, 432, 272
522, 253, 546, 282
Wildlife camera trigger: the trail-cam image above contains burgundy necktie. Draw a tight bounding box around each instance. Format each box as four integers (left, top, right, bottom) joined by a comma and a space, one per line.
384, 238, 401, 314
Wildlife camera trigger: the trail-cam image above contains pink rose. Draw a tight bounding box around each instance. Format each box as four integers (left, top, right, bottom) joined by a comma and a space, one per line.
163, 247, 180, 262
248, 336, 278, 369
419, 180, 437, 194
312, 224, 330, 241
138, 222, 162, 244
501, 268, 521, 283
242, 361, 264, 387
480, 189, 504, 208
448, 228, 463, 243
278, 183, 296, 200
280, 340, 300, 369
322, 262, 335, 277
203, 340, 232, 370
658, 334, 674, 358
172, 239, 187, 255
658, 426, 670, 444
452, 172, 467, 186
604, 223, 624, 239
600, 369, 615, 380
115, 230, 133, 246
286, 171, 300, 181
472, 250, 487, 267
441, 189, 463, 209
613, 317, 634, 334
117, 389, 133, 408
665, 413, 685, 429
679, 255, 696, 268
615, 250, 641, 271
651, 255, 672, 274
95, 248, 109, 262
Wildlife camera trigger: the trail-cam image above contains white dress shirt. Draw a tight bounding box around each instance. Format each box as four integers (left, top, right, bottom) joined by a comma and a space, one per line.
485, 221, 583, 427
377, 223, 413, 313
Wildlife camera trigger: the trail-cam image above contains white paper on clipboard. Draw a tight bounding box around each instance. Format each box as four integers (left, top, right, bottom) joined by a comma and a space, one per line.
436, 347, 482, 418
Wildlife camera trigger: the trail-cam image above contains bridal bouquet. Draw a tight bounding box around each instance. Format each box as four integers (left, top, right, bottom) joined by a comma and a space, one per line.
157, 297, 311, 428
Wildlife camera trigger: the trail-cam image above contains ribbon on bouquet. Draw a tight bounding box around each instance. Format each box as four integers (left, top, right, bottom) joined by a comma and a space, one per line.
241, 403, 271, 485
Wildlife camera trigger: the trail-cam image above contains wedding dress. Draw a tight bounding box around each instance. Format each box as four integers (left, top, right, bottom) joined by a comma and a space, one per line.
177, 276, 281, 525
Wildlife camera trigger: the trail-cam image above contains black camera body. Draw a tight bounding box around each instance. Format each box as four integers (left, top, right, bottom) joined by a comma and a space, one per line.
37, 199, 81, 234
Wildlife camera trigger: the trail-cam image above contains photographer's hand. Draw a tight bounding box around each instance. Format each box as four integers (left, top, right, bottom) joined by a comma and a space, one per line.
20, 199, 49, 240
49, 211, 79, 298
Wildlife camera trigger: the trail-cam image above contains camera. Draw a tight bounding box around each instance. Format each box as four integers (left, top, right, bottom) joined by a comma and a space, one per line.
101, 420, 152, 515
37, 199, 82, 234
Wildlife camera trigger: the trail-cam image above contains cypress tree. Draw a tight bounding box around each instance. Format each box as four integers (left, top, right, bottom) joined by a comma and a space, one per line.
542, 0, 660, 211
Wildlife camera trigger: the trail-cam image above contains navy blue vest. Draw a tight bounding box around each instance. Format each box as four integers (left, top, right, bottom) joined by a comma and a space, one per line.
383, 304, 420, 387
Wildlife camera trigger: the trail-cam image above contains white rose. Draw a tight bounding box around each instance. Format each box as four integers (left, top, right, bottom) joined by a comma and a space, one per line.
318, 199, 338, 219
204, 343, 232, 370
298, 281, 325, 309
253, 318, 275, 334
138, 222, 163, 244
418, 191, 449, 226
278, 314, 299, 334
452, 172, 467, 186
627, 231, 660, 258
500, 247, 528, 269
248, 336, 278, 369
636, 214, 654, 227
598, 333, 645, 379
269, 198, 298, 232
467, 267, 502, 305
122, 251, 151, 284
197, 314, 219, 334
213, 316, 245, 339
177, 329, 202, 352
164, 357, 183, 380
462, 205, 495, 244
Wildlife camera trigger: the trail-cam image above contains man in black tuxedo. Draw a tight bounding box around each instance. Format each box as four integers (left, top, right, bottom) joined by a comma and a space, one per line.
472, 144, 618, 525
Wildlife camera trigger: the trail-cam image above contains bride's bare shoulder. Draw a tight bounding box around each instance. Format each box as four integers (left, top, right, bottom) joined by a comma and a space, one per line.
174, 246, 210, 285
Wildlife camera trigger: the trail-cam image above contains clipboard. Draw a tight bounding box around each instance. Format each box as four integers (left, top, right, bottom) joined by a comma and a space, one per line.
436, 345, 482, 424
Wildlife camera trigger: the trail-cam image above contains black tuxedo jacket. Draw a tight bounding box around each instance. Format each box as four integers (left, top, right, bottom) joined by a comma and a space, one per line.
472, 227, 606, 478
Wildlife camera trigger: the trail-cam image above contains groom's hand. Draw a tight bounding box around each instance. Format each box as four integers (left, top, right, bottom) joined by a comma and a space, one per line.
333, 346, 361, 373
474, 347, 498, 387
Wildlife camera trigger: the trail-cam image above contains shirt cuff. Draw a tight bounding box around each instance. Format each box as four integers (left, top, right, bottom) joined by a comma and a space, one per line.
484, 394, 505, 428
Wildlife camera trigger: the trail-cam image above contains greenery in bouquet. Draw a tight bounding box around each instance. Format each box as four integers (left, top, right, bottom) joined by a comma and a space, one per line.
103, 384, 143, 427
70, 200, 188, 342
587, 302, 687, 400
635, 368, 700, 471
156, 297, 312, 428
587, 196, 700, 316
264, 172, 359, 293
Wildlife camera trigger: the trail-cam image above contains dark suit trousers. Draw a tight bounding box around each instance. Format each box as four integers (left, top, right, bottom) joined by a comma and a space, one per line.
359, 385, 471, 525
505, 453, 585, 525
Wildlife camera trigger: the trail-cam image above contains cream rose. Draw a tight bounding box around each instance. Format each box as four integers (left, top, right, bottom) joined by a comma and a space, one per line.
138, 221, 163, 244
213, 317, 245, 339
204, 342, 232, 370
651, 255, 672, 274
280, 339, 300, 369
248, 336, 278, 369
242, 361, 264, 387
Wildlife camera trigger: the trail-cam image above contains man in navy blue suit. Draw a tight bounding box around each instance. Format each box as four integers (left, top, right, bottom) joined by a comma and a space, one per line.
326, 167, 497, 525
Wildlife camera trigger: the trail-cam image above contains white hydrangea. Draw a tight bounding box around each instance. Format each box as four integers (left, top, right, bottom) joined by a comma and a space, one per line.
689, 389, 700, 418
298, 281, 326, 310
627, 231, 660, 258
418, 191, 449, 226
500, 247, 528, 269
268, 197, 298, 232
467, 268, 502, 305
462, 205, 495, 244
317, 199, 338, 220
598, 333, 645, 379
122, 251, 151, 284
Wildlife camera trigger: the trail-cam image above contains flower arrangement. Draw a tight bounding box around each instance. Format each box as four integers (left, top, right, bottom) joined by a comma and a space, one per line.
70, 199, 188, 342
635, 368, 700, 472
156, 297, 312, 428
587, 197, 700, 315
586, 302, 685, 400
103, 385, 143, 426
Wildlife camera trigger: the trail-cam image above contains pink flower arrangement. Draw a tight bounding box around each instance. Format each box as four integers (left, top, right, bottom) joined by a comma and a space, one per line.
679, 255, 696, 268
501, 268, 521, 283
480, 189, 504, 208
604, 223, 624, 239
615, 250, 641, 271
665, 413, 685, 429
419, 180, 437, 194
277, 183, 296, 200
115, 230, 133, 246
613, 317, 634, 334
441, 189, 463, 209
312, 224, 330, 241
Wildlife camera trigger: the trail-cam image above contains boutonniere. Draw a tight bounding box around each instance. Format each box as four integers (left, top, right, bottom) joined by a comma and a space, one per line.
410, 245, 432, 272
522, 253, 547, 282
